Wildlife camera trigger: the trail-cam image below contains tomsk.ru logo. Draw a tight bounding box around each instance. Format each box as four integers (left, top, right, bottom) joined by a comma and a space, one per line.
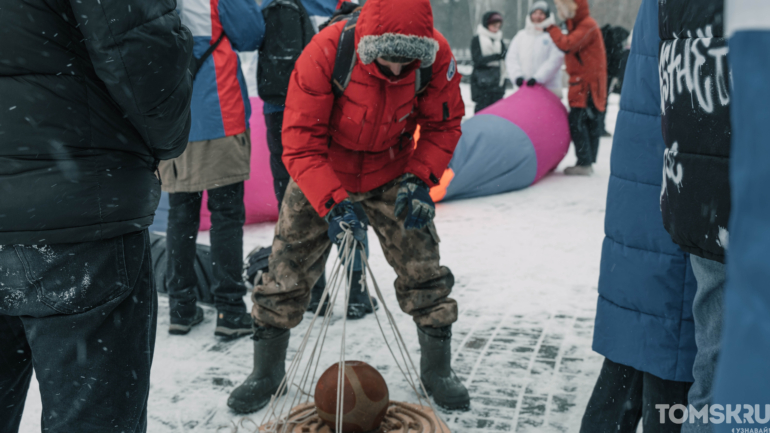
655, 404, 770, 425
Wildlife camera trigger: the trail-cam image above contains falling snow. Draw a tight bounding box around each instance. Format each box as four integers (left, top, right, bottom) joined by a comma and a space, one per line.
19, 91, 621, 433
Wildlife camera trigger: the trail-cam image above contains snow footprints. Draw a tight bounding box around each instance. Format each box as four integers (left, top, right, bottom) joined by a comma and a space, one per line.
446, 311, 600, 432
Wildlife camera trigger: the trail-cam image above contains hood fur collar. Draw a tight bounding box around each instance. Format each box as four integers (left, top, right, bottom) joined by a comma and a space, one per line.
357, 33, 439, 67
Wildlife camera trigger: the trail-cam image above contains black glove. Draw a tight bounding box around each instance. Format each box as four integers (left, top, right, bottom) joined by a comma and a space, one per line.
515, 77, 525, 87
394, 174, 435, 230
526, 78, 537, 87
325, 199, 366, 245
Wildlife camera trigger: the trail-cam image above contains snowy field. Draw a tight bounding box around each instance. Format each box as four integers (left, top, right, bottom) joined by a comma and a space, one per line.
20, 91, 621, 432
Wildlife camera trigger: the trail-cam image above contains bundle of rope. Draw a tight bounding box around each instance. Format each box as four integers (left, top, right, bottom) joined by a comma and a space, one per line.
237, 226, 451, 433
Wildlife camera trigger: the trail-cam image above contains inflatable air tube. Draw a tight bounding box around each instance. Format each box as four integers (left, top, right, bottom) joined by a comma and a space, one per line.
150, 97, 279, 232
430, 85, 570, 202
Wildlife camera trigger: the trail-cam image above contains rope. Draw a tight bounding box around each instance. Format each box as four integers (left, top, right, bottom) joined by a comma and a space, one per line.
259, 225, 448, 433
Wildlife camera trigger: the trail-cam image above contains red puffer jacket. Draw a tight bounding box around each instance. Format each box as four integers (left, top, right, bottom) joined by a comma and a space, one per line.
282, 0, 464, 217
548, 0, 607, 111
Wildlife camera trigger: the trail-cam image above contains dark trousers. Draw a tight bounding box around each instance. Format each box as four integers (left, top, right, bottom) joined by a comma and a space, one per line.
264, 111, 291, 210
473, 87, 505, 113
569, 95, 605, 166
167, 182, 247, 315
580, 358, 692, 433
0, 230, 156, 433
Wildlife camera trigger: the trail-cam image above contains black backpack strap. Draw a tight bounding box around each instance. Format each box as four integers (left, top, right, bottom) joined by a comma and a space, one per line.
415, 65, 432, 95
194, 33, 225, 73
331, 13, 360, 98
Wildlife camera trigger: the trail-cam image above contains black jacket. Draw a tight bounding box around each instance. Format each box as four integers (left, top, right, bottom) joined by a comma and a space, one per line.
0, 0, 193, 245
658, 0, 731, 262
257, 0, 316, 107
470, 35, 506, 100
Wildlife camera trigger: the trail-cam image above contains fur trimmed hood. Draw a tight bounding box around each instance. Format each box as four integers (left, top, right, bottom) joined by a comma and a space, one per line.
355, 0, 439, 67
554, 0, 589, 23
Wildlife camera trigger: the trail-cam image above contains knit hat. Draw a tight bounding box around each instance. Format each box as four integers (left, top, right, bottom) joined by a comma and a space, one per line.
529, 1, 551, 18
482, 11, 504, 28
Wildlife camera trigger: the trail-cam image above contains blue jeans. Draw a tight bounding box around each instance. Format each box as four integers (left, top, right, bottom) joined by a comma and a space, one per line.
0, 230, 155, 433
682, 255, 726, 433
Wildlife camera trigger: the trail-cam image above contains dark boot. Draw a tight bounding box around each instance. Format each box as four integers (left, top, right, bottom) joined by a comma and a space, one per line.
347, 270, 378, 320
169, 305, 204, 335
227, 326, 289, 414
215, 311, 253, 340
417, 325, 470, 411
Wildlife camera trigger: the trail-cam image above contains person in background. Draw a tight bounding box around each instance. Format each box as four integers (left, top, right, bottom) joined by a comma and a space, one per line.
712, 0, 770, 423
0, 0, 193, 430
471, 11, 507, 112
258, 0, 376, 319
159, 0, 264, 339
548, 0, 607, 176
579, 0, 696, 430
657, 2, 730, 431
506, 1, 564, 97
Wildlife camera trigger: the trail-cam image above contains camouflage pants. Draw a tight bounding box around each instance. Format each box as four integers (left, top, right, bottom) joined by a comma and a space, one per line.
251, 179, 457, 329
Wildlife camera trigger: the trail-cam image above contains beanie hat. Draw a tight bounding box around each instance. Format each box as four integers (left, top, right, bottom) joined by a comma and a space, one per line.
529, 1, 551, 18
482, 11, 504, 28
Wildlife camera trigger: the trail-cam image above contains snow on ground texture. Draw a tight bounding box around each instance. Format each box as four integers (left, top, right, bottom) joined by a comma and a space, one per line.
20, 92, 621, 433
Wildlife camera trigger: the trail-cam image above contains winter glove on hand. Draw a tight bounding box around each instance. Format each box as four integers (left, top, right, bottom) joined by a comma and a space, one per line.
526, 78, 537, 87
394, 174, 435, 230
325, 199, 367, 245
515, 77, 525, 87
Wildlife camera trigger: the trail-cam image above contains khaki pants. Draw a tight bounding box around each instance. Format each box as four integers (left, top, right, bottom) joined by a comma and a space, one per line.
252, 179, 457, 329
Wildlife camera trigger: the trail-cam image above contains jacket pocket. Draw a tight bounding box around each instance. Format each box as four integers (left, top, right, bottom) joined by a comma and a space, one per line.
17, 234, 139, 315
330, 98, 367, 145
386, 102, 415, 142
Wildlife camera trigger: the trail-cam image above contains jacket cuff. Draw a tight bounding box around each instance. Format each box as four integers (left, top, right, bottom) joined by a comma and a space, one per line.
406, 160, 442, 188
318, 188, 350, 218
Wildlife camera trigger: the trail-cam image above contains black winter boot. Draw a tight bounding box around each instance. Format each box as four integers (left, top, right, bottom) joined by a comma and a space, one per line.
347, 270, 378, 320
227, 326, 289, 414
417, 325, 471, 411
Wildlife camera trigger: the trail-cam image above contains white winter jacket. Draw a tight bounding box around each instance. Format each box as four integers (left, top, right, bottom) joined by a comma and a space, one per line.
506, 15, 564, 95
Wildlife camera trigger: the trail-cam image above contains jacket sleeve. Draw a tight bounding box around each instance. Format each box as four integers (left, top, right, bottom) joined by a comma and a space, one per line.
505, 33, 523, 79
281, 33, 348, 217
219, 0, 265, 52
69, 0, 193, 160
548, 21, 600, 54
533, 37, 565, 83
471, 36, 503, 67
408, 36, 464, 187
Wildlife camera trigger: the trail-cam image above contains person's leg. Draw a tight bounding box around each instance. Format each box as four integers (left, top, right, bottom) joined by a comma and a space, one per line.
208, 181, 252, 338
355, 183, 467, 410
251, 179, 332, 329
568, 106, 593, 167
264, 111, 291, 210
166, 191, 204, 331
579, 358, 643, 433
682, 255, 725, 433
641, 371, 692, 433
230, 180, 330, 413
0, 315, 34, 433
587, 98, 606, 164
14, 230, 156, 432
355, 185, 456, 329
207, 182, 247, 312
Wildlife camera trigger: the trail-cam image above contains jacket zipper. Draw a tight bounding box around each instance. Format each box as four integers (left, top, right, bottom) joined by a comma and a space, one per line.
361, 79, 388, 190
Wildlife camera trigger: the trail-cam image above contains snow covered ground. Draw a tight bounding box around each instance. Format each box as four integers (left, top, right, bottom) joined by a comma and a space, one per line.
20, 91, 621, 433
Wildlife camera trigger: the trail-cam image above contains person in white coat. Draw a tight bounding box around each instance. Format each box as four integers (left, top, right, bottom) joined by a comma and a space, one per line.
506, 1, 564, 97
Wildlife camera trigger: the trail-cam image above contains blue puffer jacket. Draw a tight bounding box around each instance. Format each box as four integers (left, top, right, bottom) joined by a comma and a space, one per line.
713, 0, 770, 417
591, 0, 698, 383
